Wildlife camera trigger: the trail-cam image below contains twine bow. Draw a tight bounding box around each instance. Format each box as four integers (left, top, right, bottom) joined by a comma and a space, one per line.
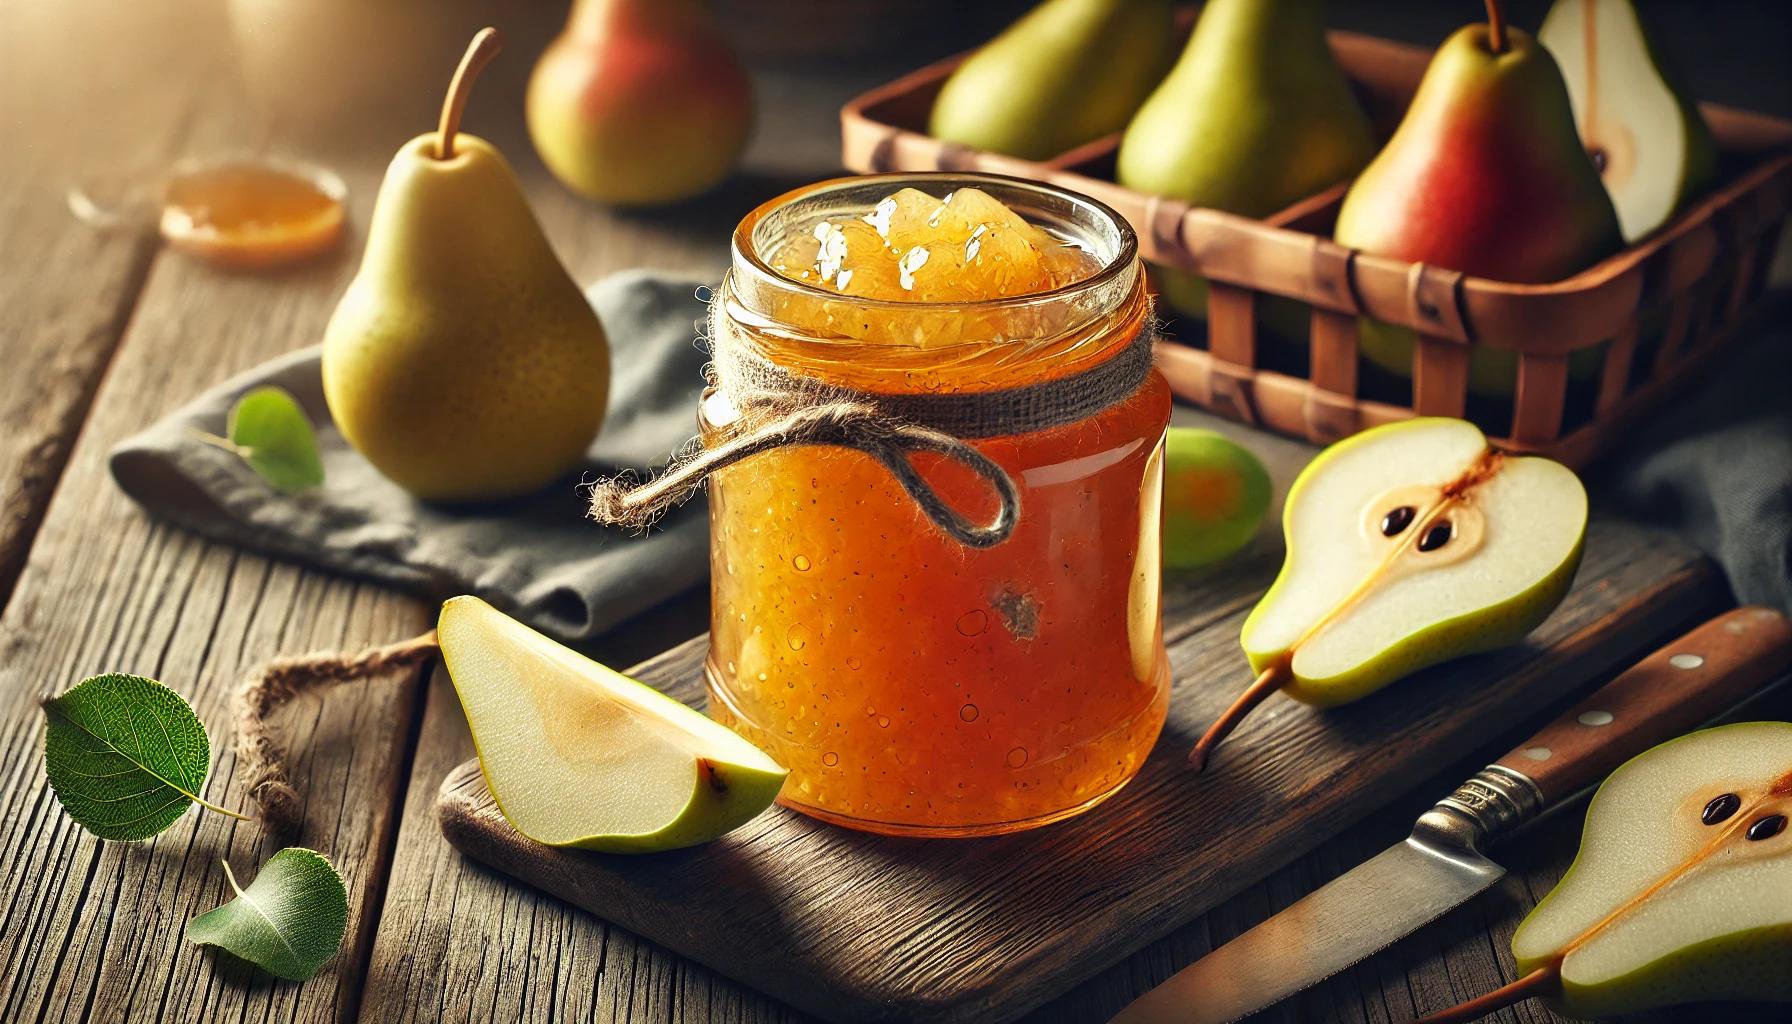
588, 293, 1156, 548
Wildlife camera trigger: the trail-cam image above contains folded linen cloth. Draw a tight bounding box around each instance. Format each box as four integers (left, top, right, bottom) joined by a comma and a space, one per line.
109, 270, 715, 642
1598, 317, 1792, 612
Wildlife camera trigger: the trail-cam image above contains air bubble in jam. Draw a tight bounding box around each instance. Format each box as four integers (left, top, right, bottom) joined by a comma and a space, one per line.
822, 751, 839, 767
1006, 747, 1029, 768
959, 704, 979, 722
792, 554, 812, 572
956, 610, 988, 637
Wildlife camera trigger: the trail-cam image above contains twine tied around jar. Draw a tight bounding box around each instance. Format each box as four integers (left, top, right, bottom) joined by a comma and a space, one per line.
586, 293, 1157, 548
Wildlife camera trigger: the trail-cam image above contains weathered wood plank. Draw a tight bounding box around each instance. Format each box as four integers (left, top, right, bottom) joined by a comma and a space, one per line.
0, 86, 433, 1023
435, 515, 1725, 1024
0, 0, 229, 611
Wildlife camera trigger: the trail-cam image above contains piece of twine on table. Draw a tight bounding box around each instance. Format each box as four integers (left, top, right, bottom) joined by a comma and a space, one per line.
587, 299, 1157, 547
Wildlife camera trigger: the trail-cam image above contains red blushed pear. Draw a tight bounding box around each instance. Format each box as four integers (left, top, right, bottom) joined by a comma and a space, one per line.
1334, 2, 1622, 396
527, 0, 753, 206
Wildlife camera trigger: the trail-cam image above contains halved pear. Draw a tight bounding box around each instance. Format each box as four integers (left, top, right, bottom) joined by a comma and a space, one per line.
438, 596, 787, 852
1511, 722, 1792, 1018
1541, 0, 1719, 242
1193, 419, 1587, 769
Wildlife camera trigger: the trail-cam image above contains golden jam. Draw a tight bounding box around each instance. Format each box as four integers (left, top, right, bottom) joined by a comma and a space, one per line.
705, 176, 1169, 836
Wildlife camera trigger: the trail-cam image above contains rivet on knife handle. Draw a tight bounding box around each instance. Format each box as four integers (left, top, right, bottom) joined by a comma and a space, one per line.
1447, 607, 1792, 848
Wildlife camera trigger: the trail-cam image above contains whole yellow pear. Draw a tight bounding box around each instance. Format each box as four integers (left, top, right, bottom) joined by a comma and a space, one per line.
323, 30, 611, 502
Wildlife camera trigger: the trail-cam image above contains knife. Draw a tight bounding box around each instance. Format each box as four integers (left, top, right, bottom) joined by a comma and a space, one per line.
1112, 606, 1792, 1024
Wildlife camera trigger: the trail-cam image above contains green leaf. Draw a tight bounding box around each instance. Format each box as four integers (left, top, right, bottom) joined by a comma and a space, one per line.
187, 848, 348, 981
227, 386, 323, 493
42, 673, 246, 841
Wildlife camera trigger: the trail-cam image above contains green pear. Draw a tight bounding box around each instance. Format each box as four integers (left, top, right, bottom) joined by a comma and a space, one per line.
1191, 418, 1586, 769
929, 0, 1177, 162
1540, 0, 1719, 242
1162, 428, 1272, 570
1499, 722, 1792, 1018
438, 596, 788, 853
1117, 0, 1375, 324
323, 29, 610, 502
1335, 18, 1622, 397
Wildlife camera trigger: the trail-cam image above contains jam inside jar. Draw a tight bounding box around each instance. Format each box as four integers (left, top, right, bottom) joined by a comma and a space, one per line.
704, 174, 1170, 837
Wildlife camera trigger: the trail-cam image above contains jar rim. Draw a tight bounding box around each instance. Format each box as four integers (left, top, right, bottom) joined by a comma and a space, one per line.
728, 171, 1140, 316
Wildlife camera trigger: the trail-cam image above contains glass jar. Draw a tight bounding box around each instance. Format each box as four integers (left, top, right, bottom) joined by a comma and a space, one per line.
704, 174, 1169, 837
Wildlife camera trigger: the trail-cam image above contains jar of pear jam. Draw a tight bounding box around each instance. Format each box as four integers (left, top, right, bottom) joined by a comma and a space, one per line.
703, 174, 1169, 837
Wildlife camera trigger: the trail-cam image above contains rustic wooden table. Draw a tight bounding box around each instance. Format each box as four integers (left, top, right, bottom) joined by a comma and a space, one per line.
2, 4, 1786, 1023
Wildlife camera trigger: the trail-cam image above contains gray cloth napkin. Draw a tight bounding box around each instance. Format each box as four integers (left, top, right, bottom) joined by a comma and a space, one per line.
109, 270, 714, 642
1598, 317, 1792, 612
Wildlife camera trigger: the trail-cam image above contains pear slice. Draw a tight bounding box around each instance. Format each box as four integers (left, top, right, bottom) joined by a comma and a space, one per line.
1192, 418, 1586, 769
1541, 0, 1719, 241
1512, 722, 1792, 1018
438, 596, 787, 852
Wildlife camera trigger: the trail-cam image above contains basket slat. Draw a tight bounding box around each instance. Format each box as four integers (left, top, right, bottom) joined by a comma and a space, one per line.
1512, 353, 1571, 445
1595, 322, 1641, 416
1412, 335, 1469, 418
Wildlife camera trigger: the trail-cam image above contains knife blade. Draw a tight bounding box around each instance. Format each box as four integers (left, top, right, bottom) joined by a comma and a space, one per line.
1111, 606, 1792, 1024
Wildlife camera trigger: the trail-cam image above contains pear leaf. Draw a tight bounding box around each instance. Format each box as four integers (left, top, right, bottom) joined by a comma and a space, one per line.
227, 386, 323, 493
187, 848, 348, 981
42, 673, 245, 841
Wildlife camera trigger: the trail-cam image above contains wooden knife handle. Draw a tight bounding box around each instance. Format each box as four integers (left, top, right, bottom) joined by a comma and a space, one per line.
1493, 606, 1792, 807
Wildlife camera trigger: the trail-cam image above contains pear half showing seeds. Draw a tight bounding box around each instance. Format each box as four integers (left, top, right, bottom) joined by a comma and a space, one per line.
1428, 722, 1792, 1021
438, 596, 787, 852
1191, 418, 1587, 770
1541, 0, 1718, 242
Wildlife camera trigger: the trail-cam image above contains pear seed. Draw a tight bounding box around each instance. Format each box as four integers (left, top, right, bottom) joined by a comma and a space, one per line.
1701, 792, 1741, 825
1380, 506, 1416, 537
1746, 814, 1787, 841
1417, 520, 1453, 552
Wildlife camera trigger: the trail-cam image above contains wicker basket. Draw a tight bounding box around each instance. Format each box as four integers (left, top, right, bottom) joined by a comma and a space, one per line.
839, 30, 1792, 467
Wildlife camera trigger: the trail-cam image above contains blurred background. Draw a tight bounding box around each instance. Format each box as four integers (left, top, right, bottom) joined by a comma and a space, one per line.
5, 0, 1788, 273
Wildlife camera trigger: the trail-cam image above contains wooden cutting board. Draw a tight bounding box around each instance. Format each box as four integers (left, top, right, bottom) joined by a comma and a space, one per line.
436, 510, 1725, 1023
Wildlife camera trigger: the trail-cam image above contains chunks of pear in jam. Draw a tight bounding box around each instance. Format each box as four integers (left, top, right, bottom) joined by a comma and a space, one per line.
770, 187, 1094, 310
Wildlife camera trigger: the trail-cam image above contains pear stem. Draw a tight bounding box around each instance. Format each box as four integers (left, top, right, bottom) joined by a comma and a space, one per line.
1415, 963, 1560, 1023
1483, 0, 1507, 54
436, 27, 503, 160
1188, 661, 1290, 773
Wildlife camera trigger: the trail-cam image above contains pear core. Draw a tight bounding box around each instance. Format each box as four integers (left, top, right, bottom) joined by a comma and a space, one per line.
1242, 418, 1586, 701
1541, 0, 1716, 242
